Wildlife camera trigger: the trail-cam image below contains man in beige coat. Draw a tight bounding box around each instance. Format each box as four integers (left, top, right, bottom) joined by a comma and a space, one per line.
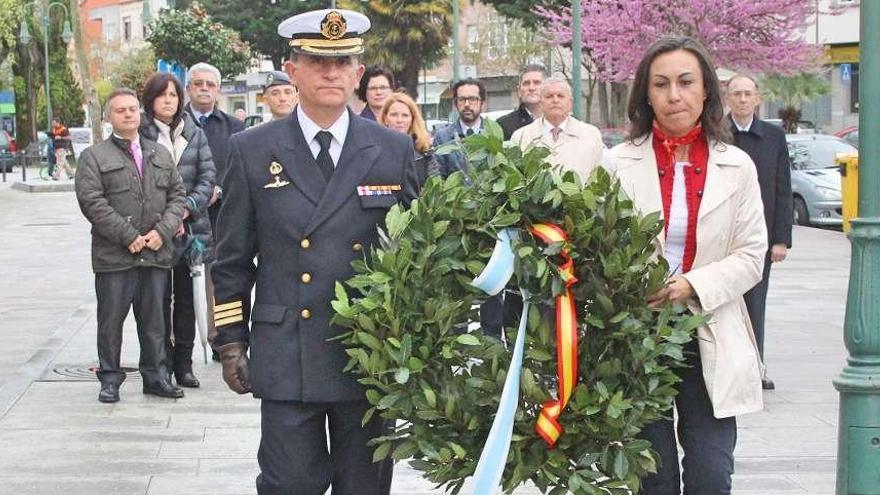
510, 77, 605, 182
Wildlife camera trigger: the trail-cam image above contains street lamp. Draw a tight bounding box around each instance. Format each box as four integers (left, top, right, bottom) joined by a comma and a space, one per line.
571, 0, 582, 120
833, 2, 880, 494
19, 1, 73, 133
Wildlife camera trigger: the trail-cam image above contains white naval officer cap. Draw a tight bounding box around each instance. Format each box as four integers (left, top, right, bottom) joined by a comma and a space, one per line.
277, 9, 371, 57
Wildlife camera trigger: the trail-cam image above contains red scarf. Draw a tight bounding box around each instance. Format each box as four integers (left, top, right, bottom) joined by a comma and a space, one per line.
652, 122, 709, 273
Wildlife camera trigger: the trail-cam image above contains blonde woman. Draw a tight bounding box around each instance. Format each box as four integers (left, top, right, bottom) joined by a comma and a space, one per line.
378, 92, 439, 185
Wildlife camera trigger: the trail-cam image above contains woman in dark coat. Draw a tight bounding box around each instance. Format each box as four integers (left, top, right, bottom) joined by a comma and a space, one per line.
377, 92, 440, 186
140, 72, 216, 388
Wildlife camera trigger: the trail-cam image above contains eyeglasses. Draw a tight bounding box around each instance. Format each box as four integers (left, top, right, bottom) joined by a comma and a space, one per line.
367, 85, 391, 92
190, 79, 218, 89
455, 96, 482, 104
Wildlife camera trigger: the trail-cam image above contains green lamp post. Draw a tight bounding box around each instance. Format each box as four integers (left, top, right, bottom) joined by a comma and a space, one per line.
833, 2, 880, 494
571, 0, 582, 120
19, 0, 74, 133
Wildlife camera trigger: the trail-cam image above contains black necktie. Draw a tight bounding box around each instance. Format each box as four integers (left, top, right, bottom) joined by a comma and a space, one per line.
465, 128, 474, 137
315, 131, 334, 181
198, 115, 208, 127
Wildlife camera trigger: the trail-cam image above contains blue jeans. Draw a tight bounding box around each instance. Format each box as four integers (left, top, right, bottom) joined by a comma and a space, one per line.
639, 339, 737, 494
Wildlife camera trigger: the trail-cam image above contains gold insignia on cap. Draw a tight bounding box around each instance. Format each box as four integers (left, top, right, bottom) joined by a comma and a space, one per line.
269, 161, 283, 175
320, 11, 347, 40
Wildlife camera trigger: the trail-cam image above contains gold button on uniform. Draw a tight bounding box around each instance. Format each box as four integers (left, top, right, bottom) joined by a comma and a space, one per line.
300, 238, 310, 249
352, 243, 363, 252
301, 273, 312, 284
301, 309, 311, 319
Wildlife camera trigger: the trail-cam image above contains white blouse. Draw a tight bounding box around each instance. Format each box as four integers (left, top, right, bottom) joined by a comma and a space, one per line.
664, 161, 690, 276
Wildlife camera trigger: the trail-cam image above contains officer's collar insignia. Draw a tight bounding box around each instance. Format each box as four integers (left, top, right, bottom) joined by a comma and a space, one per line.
269, 161, 283, 175
321, 11, 347, 40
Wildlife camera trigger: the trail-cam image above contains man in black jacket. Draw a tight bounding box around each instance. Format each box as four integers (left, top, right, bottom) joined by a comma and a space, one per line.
727, 74, 793, 391
75, 88, 187, 403
497, 64, 547, 140
183, 62, 245, 226
211, 9, 418, 494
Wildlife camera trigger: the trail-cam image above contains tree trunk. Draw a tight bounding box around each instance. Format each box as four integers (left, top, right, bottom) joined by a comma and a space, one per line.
13, 41, 39, 147
398, 57, 421, 101
598, 81, 609, 128
70, 0, 103, 144
611, 82, 628, 128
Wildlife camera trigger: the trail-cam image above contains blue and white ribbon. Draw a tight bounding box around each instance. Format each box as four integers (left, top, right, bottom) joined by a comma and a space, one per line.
469, 229, 529, 494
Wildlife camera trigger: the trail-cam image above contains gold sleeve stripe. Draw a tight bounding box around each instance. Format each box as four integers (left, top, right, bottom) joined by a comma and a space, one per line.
215, 309, 243, 319
215, 301, 242, 312
215, 315, 244, 327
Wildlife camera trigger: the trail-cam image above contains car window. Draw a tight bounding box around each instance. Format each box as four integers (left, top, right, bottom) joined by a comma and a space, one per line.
0, 132, 8, 147
787, 138, 857, 170
845, 131, 859, 147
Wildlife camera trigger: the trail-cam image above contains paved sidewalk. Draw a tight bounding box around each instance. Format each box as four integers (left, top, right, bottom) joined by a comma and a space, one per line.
0, 186, 848, 494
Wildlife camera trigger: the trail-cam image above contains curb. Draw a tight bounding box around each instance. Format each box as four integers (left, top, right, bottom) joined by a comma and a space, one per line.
0, 303, 93, 418
10, 181, 76, 193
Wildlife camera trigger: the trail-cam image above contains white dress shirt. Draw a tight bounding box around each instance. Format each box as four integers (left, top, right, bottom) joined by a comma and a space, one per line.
297, 106, 349, 167
733, 116, 754, 133
542, 117, 570, 140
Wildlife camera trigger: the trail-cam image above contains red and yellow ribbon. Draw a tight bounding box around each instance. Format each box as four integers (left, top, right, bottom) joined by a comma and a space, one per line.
529, 223, 579, 448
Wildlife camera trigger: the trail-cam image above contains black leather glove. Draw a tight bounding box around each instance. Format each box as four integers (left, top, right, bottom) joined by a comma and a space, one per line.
217, 342, 252, 394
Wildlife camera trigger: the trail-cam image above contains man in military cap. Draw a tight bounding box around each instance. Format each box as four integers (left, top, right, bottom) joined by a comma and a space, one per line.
263, 70, 298, 120
210, 8, 418, 495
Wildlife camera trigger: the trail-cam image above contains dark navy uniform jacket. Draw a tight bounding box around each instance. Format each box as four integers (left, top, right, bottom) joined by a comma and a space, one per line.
212, 109, 419, 402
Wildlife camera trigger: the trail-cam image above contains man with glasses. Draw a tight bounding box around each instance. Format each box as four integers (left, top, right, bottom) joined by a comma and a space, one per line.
432, 78, 504, 338
184, 62, 245, 222
498, 64, 548, 140
356, 65, 396, 121
726, 74, 792, 391
432, 78, 502, 178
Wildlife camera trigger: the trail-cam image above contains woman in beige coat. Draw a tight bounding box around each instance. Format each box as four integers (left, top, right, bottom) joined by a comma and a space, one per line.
604, 37, 767, 494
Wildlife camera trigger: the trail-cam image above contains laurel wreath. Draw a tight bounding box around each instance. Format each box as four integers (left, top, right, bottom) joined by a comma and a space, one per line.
331, 133, 704, 494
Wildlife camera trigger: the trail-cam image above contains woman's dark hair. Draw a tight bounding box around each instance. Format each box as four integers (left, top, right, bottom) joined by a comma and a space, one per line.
142, 72, 185, 126
357, 65, 396, 102
627, 36, 731, 144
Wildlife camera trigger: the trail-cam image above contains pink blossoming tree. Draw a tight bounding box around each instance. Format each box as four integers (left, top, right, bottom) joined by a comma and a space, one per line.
540, 0, 826, 82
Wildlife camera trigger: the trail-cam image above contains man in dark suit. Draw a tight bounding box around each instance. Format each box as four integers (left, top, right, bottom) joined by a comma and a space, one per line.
497, 64, 547, 140
210, 9, 418, 495
183, 62, 245, 226
727, 74, 793, 391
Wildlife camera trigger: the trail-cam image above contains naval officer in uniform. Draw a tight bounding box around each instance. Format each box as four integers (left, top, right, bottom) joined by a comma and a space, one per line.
210, 9, 419, 495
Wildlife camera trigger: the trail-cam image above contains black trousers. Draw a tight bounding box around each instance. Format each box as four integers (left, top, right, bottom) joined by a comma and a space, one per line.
638, 340, 737, 494
256, 400, 392, 495
163, 262, 196, 371
95, 267, 170, 386
743, 252, 773, 359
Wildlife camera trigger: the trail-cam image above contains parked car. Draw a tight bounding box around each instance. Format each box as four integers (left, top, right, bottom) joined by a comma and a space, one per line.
786, 134, 856, 227
424, 119, 449, 136
0, 130, 15, 172
834, 126, 858, 149
600, 127, 628, 148
766, 118, 818, 134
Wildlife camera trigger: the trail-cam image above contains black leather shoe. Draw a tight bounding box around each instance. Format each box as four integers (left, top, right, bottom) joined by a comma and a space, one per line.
762, 377, 776, 390
98, 384, 120, 403
175, 370, 201, 388
143, 381, 185, 398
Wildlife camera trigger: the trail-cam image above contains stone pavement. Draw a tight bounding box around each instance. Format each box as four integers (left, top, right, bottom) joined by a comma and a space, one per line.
0, 184, 848, 494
